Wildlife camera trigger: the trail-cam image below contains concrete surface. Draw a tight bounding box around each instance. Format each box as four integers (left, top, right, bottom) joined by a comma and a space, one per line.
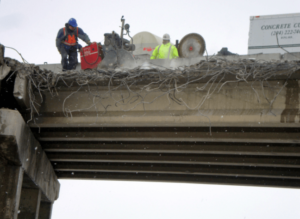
38, 202, 53, 219
24, 80, 300, 128
1, 53, 300, 190
36, 52, 298, 72
0, 109, 60, 202
18, 188, 41, 219
0, 165, 23, 219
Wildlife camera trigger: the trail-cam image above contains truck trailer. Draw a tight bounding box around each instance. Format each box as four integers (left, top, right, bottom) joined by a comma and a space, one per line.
248, 13, 300, 54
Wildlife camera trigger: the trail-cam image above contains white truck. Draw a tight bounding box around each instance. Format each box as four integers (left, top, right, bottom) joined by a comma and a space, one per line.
248, 13, 300, 54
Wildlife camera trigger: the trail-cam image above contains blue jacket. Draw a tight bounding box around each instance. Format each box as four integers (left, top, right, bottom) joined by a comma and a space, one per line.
56, 24, 90, 51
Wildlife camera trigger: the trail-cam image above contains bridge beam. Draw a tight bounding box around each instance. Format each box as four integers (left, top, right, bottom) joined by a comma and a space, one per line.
0, 109, 60, 218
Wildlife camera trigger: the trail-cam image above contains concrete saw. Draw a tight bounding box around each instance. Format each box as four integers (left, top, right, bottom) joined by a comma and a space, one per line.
178, 33, 206, 58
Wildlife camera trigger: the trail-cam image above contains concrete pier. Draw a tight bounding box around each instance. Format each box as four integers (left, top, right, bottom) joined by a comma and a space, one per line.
0, 165, 23, 219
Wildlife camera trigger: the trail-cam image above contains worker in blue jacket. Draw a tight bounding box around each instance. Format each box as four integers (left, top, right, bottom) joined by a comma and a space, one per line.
56, 18, 91, 70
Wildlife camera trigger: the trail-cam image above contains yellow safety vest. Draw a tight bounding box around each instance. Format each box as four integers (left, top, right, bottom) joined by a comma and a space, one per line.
150, 43, 179, 59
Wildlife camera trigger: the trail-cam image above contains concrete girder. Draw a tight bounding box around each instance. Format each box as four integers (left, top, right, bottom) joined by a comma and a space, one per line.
0, 109, 60, 202
33, 127, 300, 144
40, 141, 300, 156
47, 152, 300, 168
53, 162, 300, 180
21, 80, 300, 128
57, 171, 300, 189
35, 125, 300, 188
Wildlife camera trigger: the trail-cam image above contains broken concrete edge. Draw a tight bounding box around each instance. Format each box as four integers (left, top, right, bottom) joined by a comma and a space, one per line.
1, 52, 298, 77
13, 73, 30, 110
0, 44, 4, 65
0, 57, 38, 82
0, 63, 11, 80
37, 52, 300, 72
0, 109, 60, 202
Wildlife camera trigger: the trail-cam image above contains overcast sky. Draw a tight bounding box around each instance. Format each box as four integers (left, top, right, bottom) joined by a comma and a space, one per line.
1, 0, 299, 64
1, 0, 300, 218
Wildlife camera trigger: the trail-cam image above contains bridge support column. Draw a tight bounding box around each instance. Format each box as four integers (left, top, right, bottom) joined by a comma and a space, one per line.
18, 188, 41, 219
0, 164, 23, 219
38, 202, 53, 219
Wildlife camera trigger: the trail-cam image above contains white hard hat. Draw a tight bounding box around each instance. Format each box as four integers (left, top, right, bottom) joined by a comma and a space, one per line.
163, 33, 170, 40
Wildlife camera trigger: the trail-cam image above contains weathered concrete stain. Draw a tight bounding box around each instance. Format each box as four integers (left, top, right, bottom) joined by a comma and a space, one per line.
280, 80, 300, 123
0, 109, 60, 202
0, 165, 23, 219
0, 136, 20, 165
0, 110, 7, 134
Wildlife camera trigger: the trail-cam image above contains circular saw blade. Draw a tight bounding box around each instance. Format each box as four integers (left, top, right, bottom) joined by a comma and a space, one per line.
178, 33, 206, 58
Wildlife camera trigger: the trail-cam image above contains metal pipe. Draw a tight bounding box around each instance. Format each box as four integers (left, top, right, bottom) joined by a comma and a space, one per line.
120, 16, 125, 49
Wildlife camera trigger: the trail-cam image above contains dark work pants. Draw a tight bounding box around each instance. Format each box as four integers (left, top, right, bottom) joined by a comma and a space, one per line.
60, 46, 78, 70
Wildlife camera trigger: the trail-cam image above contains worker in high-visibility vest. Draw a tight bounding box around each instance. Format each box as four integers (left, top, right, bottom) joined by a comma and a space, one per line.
56, 18, 91, 70
150, 34, 179, 59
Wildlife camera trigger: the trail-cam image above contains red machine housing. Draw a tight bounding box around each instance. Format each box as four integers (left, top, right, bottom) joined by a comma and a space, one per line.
80, 42, 102, 69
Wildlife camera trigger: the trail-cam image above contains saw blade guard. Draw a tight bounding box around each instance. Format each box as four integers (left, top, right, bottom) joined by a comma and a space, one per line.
178, 33, 206, 58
